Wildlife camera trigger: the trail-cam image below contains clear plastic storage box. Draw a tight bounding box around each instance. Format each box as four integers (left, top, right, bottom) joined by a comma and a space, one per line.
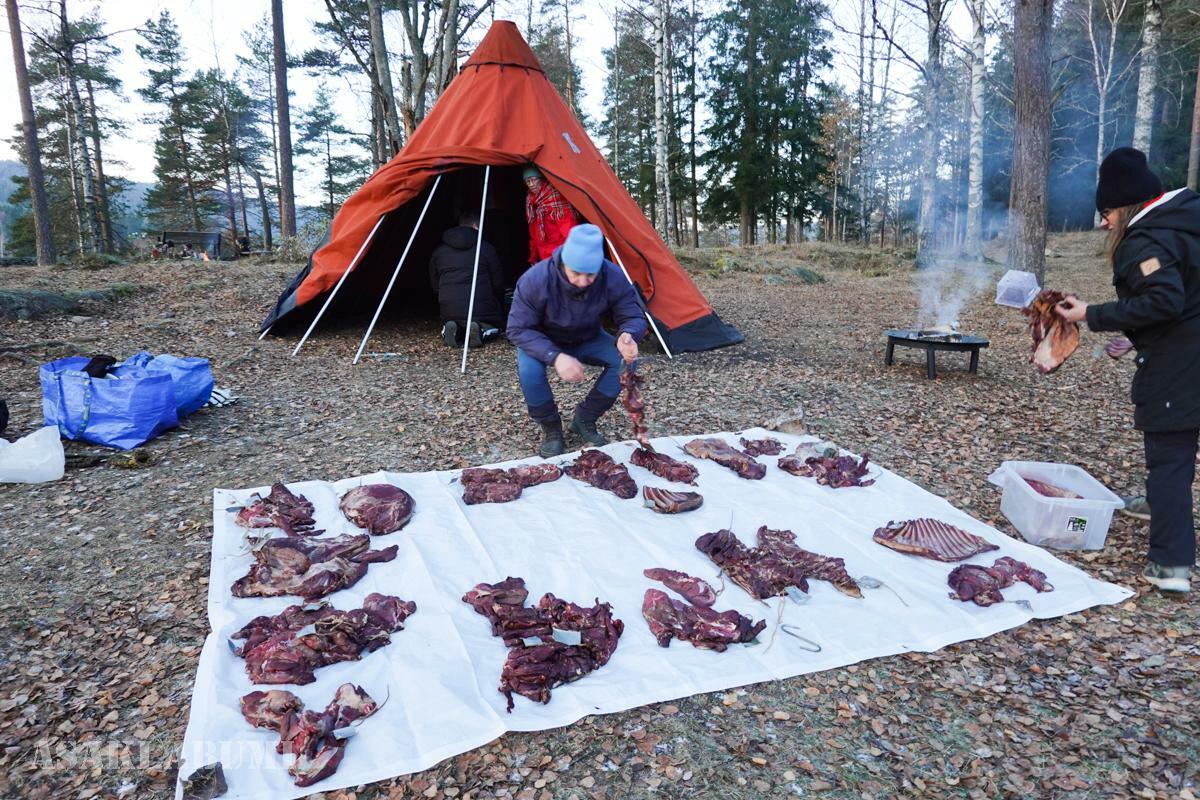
995, 270, 1041, 309
987, 461, 1124, 550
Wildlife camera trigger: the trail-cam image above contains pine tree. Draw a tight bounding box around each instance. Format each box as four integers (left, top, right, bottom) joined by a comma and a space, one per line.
297, 86, 371, 223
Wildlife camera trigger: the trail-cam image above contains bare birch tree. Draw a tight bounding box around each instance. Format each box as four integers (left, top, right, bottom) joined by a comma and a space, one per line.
1080, 0, 1133, 225
653, 0, 673, 245
966, 0, 986, 260
1131, 0, 1162, 154
366, 0, 403, 155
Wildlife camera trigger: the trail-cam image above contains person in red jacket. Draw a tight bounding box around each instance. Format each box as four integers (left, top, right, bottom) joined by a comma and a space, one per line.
524, 165, 580, 264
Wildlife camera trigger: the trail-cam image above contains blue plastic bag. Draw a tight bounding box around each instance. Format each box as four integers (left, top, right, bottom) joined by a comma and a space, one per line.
118, 352, 214, 417
40, 357, 179, 450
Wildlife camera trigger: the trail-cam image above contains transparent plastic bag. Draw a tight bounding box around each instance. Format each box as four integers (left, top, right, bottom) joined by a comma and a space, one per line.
0, 426, 65, 483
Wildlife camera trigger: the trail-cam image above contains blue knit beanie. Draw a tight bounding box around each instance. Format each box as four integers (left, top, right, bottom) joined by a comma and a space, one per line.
522, 165, 542, 181
560, 224, 604, 274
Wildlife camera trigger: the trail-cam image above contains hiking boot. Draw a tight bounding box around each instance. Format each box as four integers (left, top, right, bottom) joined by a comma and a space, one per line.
569, 414, 608, 447
1142, 561, 1191, 593
467, 322, 483, 348
441, 321, 459, 347
538, 421, 565, 458
1120, 495, 1150, 521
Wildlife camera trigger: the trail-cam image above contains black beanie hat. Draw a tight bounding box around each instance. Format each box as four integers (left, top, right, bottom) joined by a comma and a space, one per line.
1096, 147, 1162, 212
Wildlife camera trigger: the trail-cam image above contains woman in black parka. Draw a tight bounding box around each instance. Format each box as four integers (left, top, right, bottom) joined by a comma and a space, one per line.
1057, 147, 1200, 593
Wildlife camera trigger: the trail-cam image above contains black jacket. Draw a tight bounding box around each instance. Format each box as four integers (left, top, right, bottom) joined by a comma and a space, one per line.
1086, 188, 1200, 432
428, 226, 506, 325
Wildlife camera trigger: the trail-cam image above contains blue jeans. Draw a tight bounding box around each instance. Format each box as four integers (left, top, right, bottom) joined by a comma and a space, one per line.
517, 331, 622, 423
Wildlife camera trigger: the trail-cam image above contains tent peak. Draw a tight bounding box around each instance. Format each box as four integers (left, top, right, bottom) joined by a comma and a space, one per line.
462, 21, 545, 73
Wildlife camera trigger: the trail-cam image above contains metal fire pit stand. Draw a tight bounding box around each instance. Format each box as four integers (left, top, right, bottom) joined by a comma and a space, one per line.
884, 329, 990, 379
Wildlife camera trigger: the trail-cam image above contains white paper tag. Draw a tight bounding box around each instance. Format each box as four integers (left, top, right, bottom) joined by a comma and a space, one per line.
520, 636, 544, 647
551, 628, 582, 646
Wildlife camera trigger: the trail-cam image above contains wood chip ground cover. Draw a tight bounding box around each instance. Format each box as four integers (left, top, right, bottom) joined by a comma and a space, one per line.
0, 234, 1195, 799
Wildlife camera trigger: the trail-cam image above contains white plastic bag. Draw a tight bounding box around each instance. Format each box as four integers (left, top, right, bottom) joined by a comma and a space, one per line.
0, 426, 65, 483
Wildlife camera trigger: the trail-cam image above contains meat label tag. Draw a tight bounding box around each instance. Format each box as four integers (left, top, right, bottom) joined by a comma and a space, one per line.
1064, 516, 1089, 533
551, 628, 582, 646
520, 636, 544, 647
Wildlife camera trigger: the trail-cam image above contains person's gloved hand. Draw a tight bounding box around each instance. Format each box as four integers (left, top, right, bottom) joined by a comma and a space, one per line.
616, 332, 639, 363
1105, 336, 1133, 359
554, 353, 586, 383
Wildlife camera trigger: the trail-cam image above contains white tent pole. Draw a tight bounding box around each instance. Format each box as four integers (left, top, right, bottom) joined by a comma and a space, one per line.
461, 165, 492, 374
603, 235, 674, 359
257, 325, 273, 341
353, 174, 443, 364
290, 214, 386, 357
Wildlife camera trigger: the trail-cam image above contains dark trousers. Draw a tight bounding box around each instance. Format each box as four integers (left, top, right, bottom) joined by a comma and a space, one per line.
1144, 429, 1199, 567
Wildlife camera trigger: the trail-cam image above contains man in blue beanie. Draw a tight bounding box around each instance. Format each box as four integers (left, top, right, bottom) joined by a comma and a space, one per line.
507, 223, 647, 457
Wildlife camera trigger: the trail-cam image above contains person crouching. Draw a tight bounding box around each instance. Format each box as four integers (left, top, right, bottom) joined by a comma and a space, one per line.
507, 224, 646, 457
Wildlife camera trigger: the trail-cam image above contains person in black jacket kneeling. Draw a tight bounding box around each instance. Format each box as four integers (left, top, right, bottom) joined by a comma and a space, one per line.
429, 211, 506, 347
1057, 147, 1199, 593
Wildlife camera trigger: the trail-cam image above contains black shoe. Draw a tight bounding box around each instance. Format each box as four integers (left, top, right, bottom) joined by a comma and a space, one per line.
441, 321, 459, 347
467, 322, 483, 348
481, 326, 502, 343
538, 421, 565, 458
569, 415, 607, 447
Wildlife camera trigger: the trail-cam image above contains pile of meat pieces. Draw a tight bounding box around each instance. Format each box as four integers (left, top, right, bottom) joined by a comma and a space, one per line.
873, 519, 999, 562
683, 438, 766, 480
696, 527, 862, 599
463, 577, 623, 711
1023, 289, 1080, 374
230, 592, 416, 684
778, 443, 874, 488
564, 450, 638, 499
339, 483, 414, 533
641, 568, 765, 651
241, 683, 378, 788
231, 534, 398, 601
460, 464, 562, 505
948, 557, 1054, 606
235, 483, 322, 536
738, 437, 784, 457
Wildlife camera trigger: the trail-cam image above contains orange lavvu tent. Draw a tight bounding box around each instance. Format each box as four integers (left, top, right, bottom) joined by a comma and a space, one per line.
261, 20, 742, 355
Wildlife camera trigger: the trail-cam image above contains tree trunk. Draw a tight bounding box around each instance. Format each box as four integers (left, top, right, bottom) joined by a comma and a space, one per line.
1010, 0, 1053, 284
272, 0, 297, 238
59, 0, 102, 254
563, 0, 575, 111
83, 50, 114, 253
235, 157, 250, 242
7, 0, 55, 264
242, 159, 273, 251
689, 0, 698, 247
916, 0, 944, 268
436, 0, 461, 92
653, 0, 673, 246
367, 0, 403, 156
1189, 50, 1200, 190
1131, 0, 1162, 155
965, 0, 985, 260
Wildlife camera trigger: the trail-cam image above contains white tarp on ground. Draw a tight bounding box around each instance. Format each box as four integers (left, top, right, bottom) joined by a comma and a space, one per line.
177, 428, 1132, 799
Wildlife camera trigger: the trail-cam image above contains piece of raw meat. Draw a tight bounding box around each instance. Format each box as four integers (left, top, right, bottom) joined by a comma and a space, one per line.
695, 527, 863, 599
641, 588, 766, 651
1023, 289, 1080, 374
463, 577, 553, 646
230, 592, 416, 684
620, 362, 651, 447
460, 464, 562, 505
564, 449, 638, 499
642, 486, 704, 514
642, 567, 717, 606
240, 689, 304, 750
683, 437, 766, 480
629, 447, 700, 485
231, 534, 398, 601
235, 483, 321, 536
1023, 477, 1081, 499
739, 437, 784, 457
778, 444, 875, 488
873, 519, 999, 562
948, 556, 1054, 606
339, 483, 414, 534
754, 527, 863, 598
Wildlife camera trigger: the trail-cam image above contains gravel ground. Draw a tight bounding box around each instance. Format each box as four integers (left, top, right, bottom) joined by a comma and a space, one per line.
0, 234, 1195, 800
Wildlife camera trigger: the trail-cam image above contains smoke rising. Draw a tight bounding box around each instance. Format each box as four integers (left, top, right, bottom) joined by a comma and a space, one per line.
914, 257, 999, 329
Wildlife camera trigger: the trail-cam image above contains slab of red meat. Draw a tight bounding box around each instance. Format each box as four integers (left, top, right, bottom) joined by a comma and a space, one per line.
695, 527, 863, 599
339, 483, 414, 534
537, 593, 624, 667
643, 567, 717, 606
235, 483, 321, 536
231, 534, 398, 601
1022, 289, 1080, 374
642, 486, 704, 514
620, 362, 650, 447
630, 447, 700, 485
873, 519, 999, 562
948, 556, 1054, 606
463, 577, 552, 645
683, 437, 766, 480
460, 464, 562, 505
739, 437, 784, 457
564, 449, 638, 498
230, 592, 416, 684
641, 588, 766, 651
778, 445, 875, 488
240, 689, 304, 751
1023, 477, 1081, 499
754, 526, 863, 598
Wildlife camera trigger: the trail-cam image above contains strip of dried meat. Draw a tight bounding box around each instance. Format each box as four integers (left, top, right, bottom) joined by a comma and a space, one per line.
695, 527, 862, 599
778, 444, 875, 488
630, 447, 700, 484
231, 534, 398, 601
460, 464, 562, 505
642, 486, 704, 514
948, 557, 1055, 606
683, 437, 765, 480
873, 519, 999, 562
643, 567, 717, 606
1023, 289, 1080, 374
641, 588, 766, 651
235, 483, 321, 536
739, 437, 784, 456
620, 361, 650, 447
564, 449, 637, 498
230, 593, 417, 684
339, 484, 414, 534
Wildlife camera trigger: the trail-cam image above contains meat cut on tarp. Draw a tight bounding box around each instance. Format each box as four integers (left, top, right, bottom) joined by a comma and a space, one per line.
948, 557, 1054, 606
231, 534, 398, 601
642, 486, 703, 514
642, 567, 717, 606
695, 526, 862, 599
629, 447, 700, 485
463, 578, 623, 711
620, 362, 650, 447
683, 437, 766, 480
241, 683, 379, 787
235, 483, 321, 536
738, 437, 784, 457
459, 464, 562, 505
230, 593, 417, 684
1023, 289, 1080, 374
873, 518, 999, 562
564, 449, 637, 499
641, 588, 766, 652
777, 444, 874, 488
339, 484, 415, 534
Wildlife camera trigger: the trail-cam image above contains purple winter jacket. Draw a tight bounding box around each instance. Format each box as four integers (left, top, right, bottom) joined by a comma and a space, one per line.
506, 248, 648, 365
